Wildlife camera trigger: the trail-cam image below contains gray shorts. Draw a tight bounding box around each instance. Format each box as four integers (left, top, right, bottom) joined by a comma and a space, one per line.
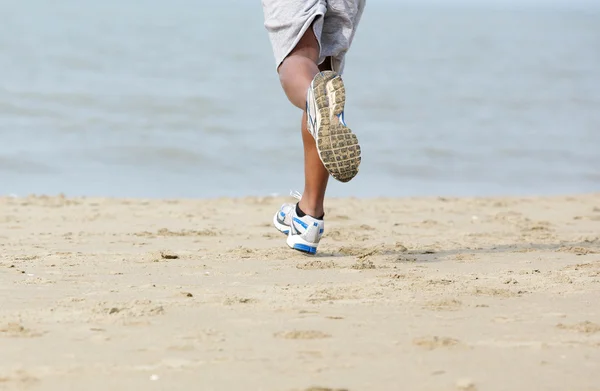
261, 0, 366, 74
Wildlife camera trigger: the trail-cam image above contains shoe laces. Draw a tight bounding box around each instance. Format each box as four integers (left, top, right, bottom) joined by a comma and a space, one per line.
289, 190, 302, 201
280, 190, 301, 217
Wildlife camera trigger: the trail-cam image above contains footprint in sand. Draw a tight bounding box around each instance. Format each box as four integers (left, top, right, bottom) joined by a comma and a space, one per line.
297, 260, 337, 270
455, 253, 477, 261
0, 323, 44, 338
337, 246, 366, 256
223, 296, 258, 305
413, 336, 463, 350
565, 262, 600, 271
307, 288, 357, 303
424, 299, 462, 311
92, 300, 166, 321
275, 330, 331, 340
302, 388, 349, 391
157, 250, 179, 260
472, 287, 519, 298
0, 370, 39, 386
351, 259, 376, 270
556, 321, 600, 334
134, 228, 219, 238
556, 246, 598, 256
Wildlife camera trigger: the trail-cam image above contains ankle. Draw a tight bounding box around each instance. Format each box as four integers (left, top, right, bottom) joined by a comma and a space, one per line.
297, 200, 324, 220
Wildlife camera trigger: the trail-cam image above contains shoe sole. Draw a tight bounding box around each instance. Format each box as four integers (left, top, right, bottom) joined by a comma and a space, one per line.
291, 243, 317, 254
311, 71, 361, 183
286, 233, 318, 255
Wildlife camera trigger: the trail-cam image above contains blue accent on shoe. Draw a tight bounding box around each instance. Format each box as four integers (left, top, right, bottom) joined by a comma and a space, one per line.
279, 211, 285, 218
338, 112, 347, 126
319, 228, 324, 234
293, 243, 317, 254
282, 230, 289, 235
293, 217, 308, 229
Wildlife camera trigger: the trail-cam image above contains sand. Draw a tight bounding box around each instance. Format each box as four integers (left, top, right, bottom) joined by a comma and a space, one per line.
1, 194, 600, 391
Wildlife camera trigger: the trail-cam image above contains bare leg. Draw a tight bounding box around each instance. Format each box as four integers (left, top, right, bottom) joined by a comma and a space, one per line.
299, 110, 329, 218
278, 26, 330, 218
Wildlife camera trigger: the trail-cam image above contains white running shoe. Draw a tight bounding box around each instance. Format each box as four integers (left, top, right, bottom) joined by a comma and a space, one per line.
306, 71, 361, 183
273, 191, 324, 255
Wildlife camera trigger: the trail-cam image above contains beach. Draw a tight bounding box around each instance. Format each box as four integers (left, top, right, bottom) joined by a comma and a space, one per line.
1, 194, 599, 390
2, 1, 599, 390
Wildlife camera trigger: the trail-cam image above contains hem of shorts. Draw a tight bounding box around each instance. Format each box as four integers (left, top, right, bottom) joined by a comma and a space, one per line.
275, 10, 326, 71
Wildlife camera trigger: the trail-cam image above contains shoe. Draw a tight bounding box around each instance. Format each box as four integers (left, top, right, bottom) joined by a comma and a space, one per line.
306, 71, 361, 183
273, 191, 324, 255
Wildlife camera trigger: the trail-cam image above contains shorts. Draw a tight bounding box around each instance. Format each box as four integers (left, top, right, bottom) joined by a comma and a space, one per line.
261, 0, 366, 74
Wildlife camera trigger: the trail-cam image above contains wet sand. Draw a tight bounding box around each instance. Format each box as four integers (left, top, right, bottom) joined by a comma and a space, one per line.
1, 194, 600, 391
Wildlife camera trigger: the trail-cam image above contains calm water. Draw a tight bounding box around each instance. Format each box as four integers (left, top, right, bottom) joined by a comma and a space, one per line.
1, 0, 599, 198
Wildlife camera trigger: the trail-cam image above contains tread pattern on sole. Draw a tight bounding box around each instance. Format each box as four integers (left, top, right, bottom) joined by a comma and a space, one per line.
311, 71, 361, 183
